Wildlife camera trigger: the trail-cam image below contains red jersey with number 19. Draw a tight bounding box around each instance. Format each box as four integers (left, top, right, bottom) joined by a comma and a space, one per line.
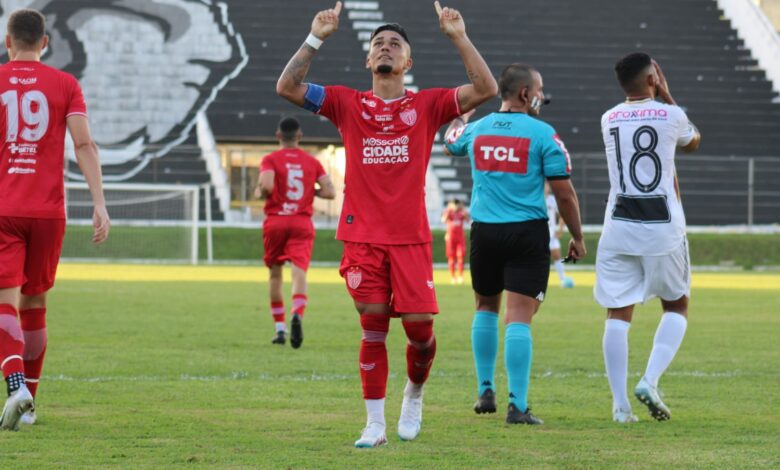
0, 61, 86, 219
317, 86, 461, 245
261, 148, 326, 217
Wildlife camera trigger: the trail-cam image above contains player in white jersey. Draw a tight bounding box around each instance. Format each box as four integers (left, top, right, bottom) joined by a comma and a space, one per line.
595, 53, 700, 423
544, 182, 573, 288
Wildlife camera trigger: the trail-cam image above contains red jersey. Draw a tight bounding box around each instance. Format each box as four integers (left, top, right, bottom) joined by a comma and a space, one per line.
260, 147, 326, 217
0, 61, 87, 219
444, 208, 467, 239
318, 86, 461, 245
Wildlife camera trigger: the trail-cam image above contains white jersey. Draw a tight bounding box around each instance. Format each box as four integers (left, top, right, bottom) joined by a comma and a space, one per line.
546, 194, 559, 238
599, 99, 697, 255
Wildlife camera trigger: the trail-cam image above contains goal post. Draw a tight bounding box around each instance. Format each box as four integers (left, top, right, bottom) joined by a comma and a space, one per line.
63, 183, 211, 264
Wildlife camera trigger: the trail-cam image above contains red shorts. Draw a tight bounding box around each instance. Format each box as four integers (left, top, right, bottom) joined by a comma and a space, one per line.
445, 233, 466, 259
0, 216, 66, 295
262, 215, 315, 270
339, 241, 438, 314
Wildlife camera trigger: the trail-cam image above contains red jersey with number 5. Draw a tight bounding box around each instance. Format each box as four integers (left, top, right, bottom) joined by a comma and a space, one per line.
260, 148, 326, 217
0, 61, 87, 219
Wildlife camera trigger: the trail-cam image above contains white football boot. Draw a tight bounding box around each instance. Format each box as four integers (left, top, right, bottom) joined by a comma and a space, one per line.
0, 384, 34, 431
613, 406, 638, 423
20, 408, 37, 425
354, 421, 387, 448
398, 381, 423, 441
634, 377, 671, 421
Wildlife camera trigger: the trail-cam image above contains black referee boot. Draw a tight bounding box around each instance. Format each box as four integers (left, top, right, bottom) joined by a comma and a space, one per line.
506, 403, 543, 425
473, 388, 496, 414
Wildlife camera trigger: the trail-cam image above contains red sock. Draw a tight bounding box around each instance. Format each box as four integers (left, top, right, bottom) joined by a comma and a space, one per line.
270, 301, 285, 324
0, 304, 24, 378
402, 320, 437, 385
457, 255, 465, 277
359, 314, 390, 399
448, 258, 455, 277
20, 308, 46, 397
292, 294, 307, 318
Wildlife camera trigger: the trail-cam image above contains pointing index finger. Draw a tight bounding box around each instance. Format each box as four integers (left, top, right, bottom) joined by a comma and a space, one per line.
334, 1, 342, 16
434, 1, 443, 16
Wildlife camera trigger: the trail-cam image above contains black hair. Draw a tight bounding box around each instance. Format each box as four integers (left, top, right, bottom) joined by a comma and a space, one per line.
278, 116, 301, 141
498, 63, 537, 100
8, 9, 46, 49
370, 23, 410, 46
614, 52, 653, 93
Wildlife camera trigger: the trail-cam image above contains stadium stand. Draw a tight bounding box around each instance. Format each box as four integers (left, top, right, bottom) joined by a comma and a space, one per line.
12, 0, 777, 224
212, 0, 779, 224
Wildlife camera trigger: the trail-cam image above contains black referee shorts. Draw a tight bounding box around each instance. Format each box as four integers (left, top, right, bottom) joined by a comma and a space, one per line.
470, 219, 551, 300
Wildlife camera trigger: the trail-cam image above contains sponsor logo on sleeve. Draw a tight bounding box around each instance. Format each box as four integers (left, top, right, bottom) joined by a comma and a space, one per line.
473, 135, 530, 174
445, 126, 464, 144
552, 134, 572, 174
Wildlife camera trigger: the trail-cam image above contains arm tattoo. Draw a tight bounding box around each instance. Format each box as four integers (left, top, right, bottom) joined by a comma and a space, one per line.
467, 68, 480, 81
281, 44, 317, 86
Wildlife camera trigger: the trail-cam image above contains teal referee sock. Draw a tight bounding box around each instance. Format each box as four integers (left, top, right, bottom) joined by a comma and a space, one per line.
505, 322, 532, 412
471, 311, 499, 395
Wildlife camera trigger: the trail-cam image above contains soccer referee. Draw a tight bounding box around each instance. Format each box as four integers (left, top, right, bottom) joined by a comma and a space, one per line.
444, 63, 585, 424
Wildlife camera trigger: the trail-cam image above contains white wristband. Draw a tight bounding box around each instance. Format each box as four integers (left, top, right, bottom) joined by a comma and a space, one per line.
305, 33, 323, 50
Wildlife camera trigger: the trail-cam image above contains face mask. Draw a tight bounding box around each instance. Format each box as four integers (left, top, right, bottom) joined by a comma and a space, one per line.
530, 96, 542, 114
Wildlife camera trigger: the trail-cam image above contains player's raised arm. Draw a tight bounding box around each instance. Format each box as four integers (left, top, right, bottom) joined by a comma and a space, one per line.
67, 115, 110, 244
653, 60, 701, 152
434, 1, 497, 113
276, 1, 342, 106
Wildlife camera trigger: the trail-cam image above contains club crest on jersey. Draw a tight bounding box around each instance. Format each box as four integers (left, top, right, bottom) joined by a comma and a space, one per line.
400, 108, 417, 126
347, 267, 362, 289
426, 280, 434, 289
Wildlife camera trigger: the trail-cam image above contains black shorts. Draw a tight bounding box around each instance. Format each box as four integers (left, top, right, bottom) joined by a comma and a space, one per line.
470, 219, 550, 300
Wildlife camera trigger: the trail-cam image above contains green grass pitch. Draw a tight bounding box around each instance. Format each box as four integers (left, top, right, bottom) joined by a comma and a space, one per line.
1, 266, 778, 468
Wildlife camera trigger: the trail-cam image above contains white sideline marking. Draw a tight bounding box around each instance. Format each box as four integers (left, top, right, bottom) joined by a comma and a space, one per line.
42, 370, 747, 383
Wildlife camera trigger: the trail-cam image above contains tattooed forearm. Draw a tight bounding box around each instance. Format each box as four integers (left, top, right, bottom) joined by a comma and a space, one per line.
280, 44, 317, 86
467, 69, 480, 81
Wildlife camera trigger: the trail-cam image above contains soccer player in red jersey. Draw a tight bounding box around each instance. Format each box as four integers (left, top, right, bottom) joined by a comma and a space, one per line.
441, 198, 470, 284
256, 117, 335, 349
277, 1, 498, 447
0, 9, 109, 431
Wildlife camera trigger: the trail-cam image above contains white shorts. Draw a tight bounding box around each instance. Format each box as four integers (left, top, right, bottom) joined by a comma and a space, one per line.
549, 236, 561, 251
594, 238, 690, 308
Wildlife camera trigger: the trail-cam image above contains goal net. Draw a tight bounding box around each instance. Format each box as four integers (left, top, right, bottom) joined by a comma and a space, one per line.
63, 183, 206, 264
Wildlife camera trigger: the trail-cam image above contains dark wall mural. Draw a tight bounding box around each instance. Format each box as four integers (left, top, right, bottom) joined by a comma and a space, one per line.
0, 0, 247, 181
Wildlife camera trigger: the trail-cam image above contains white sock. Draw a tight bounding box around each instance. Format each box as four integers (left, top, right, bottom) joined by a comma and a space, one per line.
603, 319, 631, 411
554, 260, 566, 282
275, 322, 286, 333
404, 380, 424, 399
644, 312, 688, 388
365, 398, 386, 426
